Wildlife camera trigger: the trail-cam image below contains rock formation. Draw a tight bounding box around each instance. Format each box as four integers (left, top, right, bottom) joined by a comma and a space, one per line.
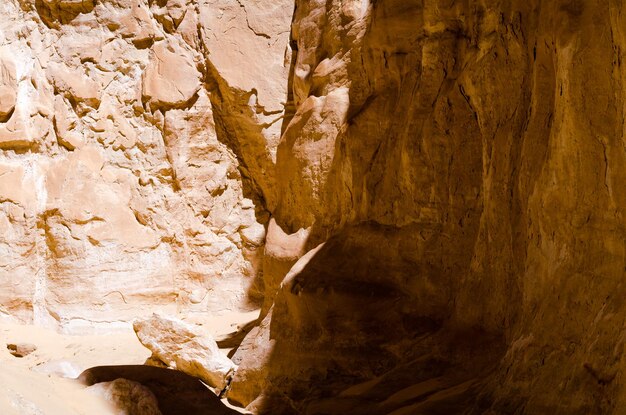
133, 313, 236, 390
231, 0, 626, 413
0, 0, 292, 332
79, 365, 242, 415
3, 0, 626, 414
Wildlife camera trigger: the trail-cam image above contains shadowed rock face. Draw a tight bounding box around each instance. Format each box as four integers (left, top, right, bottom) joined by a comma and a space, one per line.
0, 0, 293, 331
79, 365, 239, 415
4, 0, 626, 414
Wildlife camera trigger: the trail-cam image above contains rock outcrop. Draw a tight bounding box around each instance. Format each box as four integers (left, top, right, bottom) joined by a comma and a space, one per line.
6, 343, 37, 358
79, 365, 242, 415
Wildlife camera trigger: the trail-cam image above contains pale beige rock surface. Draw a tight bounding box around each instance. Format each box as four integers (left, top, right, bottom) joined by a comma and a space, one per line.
0, 50, 17, 121
142, 39, 200, 111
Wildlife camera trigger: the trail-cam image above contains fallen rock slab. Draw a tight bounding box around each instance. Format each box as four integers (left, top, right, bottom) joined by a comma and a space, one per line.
133, 314, 236, 390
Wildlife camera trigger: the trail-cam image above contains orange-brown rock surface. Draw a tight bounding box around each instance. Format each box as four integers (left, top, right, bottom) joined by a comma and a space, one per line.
231, 1, 626, 414
3, 0, 626, 414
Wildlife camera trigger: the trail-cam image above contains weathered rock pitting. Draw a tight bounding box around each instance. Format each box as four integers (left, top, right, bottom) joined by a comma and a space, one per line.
0, 0, 292, 332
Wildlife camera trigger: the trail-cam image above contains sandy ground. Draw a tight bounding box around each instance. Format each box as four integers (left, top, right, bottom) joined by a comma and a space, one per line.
0, 310, 259, 415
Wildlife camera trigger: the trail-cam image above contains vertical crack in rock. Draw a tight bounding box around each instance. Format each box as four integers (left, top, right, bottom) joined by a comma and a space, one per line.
234, 0, 271, 40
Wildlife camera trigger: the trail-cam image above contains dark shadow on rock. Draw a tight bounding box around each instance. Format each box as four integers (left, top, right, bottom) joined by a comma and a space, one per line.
78, 365, 241, 415
243, 0, 531, 412
35, 0, 96, 28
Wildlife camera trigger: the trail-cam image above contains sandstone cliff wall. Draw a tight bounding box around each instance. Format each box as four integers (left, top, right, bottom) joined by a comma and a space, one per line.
3, 0, 626, 414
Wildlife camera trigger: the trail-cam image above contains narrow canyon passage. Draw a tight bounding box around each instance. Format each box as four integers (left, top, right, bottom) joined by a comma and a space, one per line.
2, 0, 626, 414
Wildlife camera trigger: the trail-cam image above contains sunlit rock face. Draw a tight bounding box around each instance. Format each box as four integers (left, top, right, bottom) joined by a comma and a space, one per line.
0, 0, 293, 332
4, 0, 626, 414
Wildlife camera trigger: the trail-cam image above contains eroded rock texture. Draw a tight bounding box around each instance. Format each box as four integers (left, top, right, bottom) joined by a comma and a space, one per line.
4, 0, 626, 414
230, 1, 626, 414
0, 0, 292, 332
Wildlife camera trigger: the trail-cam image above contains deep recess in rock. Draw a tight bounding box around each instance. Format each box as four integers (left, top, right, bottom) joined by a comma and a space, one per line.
2, 0, 626, 414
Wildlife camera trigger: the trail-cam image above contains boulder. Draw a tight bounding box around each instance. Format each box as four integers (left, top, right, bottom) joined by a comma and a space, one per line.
226, 311, 273, 408
133, 314, 236, 390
